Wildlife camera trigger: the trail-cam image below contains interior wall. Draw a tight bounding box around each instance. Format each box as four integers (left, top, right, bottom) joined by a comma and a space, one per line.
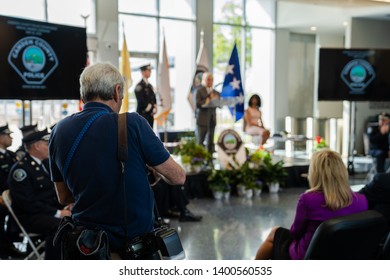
274, 29, 290, 133
274, 32, 315, 134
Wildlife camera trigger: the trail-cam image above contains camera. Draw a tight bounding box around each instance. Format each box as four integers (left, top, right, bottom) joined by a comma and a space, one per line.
124, 226, 185, 260
153, 226, 185, 260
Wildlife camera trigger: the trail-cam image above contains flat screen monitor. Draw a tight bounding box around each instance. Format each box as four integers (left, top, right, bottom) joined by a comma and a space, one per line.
318, 48, 390, 101
0, 15, 87, 100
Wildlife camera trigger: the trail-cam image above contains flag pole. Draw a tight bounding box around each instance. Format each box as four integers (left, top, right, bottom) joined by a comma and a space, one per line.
162, 28, 168, 144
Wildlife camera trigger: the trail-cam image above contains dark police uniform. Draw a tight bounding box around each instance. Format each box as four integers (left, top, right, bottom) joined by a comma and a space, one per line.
0, 150, 17, 193
8, 153, 62, 219
15, 124, 38, 160
0, 124, 25, 258
8, 129, 62, 259
135, 79, 157, 128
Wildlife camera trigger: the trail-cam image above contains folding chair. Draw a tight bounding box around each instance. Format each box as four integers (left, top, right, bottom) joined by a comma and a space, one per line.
1, 190, 45, 260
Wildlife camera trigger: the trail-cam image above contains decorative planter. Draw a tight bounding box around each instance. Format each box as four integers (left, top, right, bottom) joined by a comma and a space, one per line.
254, 189, 262, 197
237, 184, 246, 197
213, 190, 223, 200
183, 163, 202, 173
269, 182, 280, 193
191, 165, 202, 173
245, 189, 253, 199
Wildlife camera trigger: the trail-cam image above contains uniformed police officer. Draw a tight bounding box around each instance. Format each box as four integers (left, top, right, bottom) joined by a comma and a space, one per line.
8, 128, 71, 259
0, 124, 26, 258
135, 64, 157, 128
15, 124, 38, 160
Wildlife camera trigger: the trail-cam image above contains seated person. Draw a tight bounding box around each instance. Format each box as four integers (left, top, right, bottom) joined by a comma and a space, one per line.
8, 129, 71, 259
0, 124, 26, 258
255, 149, 368, 260
244, 94, 270, 145
359, 172, 390, 225
15, 124, 39, 160
150, 170, 202, 222
367, 112, 390, 173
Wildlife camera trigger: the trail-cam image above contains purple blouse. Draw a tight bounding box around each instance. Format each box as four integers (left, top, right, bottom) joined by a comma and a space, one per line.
288, 191, 368, 259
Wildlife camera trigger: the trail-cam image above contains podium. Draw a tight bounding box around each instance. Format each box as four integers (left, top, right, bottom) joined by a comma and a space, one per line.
201, 97, 240, 109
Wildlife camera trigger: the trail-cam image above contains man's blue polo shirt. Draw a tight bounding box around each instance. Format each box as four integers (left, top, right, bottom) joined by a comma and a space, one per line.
49, 102, 170, 250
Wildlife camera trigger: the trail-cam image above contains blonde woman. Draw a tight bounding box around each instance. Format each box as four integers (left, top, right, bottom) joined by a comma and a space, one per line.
255, 149, 368, 259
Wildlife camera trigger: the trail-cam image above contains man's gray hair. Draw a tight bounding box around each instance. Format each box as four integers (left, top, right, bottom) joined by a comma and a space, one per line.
80, 62, 125, 102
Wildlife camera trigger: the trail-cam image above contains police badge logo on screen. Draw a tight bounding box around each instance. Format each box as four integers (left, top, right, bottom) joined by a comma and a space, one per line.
340, 58, 375, 94
8, 36, 59, 86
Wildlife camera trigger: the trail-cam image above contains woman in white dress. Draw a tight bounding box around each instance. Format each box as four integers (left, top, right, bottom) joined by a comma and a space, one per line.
244, 94, 270, 145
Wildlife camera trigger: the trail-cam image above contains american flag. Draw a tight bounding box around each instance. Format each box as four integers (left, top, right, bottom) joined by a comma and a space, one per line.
221, 43, 245, 122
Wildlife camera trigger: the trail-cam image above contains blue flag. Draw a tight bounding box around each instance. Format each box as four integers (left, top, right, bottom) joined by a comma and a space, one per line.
221, 43, 245, 122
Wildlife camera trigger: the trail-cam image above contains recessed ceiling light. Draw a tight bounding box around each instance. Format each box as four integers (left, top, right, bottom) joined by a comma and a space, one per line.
310, 26, 317, 31
371, 0, 390, 3
343, 21, 348, 26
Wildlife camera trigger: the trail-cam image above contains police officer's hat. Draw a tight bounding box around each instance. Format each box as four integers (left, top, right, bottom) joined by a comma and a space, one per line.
140, 63, 151, 71
379, 112, 390, 120
0, 124, 12, 135
20, 124, 39, 137
22, 128, 50, 145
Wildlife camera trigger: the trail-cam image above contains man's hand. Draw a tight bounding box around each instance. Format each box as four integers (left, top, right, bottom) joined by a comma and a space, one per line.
59, 209, 71, 218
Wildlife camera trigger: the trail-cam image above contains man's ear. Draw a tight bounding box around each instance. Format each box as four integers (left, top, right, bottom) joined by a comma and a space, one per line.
113, 85, 121, 103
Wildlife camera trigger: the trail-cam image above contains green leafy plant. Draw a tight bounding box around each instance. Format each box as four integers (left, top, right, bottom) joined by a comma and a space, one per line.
174, 138, 211, 166
208, 169, 230, 192
263, 160, 288, 184
248, 148, 272, 167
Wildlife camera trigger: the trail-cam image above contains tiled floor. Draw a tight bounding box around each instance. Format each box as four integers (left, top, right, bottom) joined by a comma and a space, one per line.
171, 172, 369, 260
170, 187, 305, 260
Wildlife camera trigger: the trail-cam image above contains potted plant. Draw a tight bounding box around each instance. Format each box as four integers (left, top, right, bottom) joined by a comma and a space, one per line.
314, 136, 328, 151
248, 148, 272, 169
208, 169, 230, 199
234, 162, 258, 198
174, 138, 211, 173
264, 160, 288, 193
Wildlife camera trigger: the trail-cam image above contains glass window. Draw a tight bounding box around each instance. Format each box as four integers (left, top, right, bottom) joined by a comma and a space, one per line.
213, 24, 240, 77
119, 15, 158, 53
160, 0, 196, 20
47, 0, 96, 33
246, 0, 275, 28
160, 19, 196, 130
214, 0, 243, 24
118, 0, 157, 16
245, 28, 274, 129
0, 0, 45, 21
213, 0, 276, 131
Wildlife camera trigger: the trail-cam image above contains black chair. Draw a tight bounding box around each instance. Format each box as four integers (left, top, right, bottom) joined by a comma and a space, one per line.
304, 210, 388, 260
380, 231, 390, 260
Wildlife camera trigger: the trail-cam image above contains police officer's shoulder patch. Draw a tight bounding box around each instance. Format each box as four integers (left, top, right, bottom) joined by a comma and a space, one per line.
13, 168, 27, 182
135, 84, 142, 92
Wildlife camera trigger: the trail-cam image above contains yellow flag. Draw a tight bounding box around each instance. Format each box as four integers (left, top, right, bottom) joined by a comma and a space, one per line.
119, 33, 132, 113
154, 36, 172, 126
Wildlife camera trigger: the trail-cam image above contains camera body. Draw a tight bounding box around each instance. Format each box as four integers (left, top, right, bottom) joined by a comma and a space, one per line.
125, 226, 185, 260
153, 226, 185, 260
